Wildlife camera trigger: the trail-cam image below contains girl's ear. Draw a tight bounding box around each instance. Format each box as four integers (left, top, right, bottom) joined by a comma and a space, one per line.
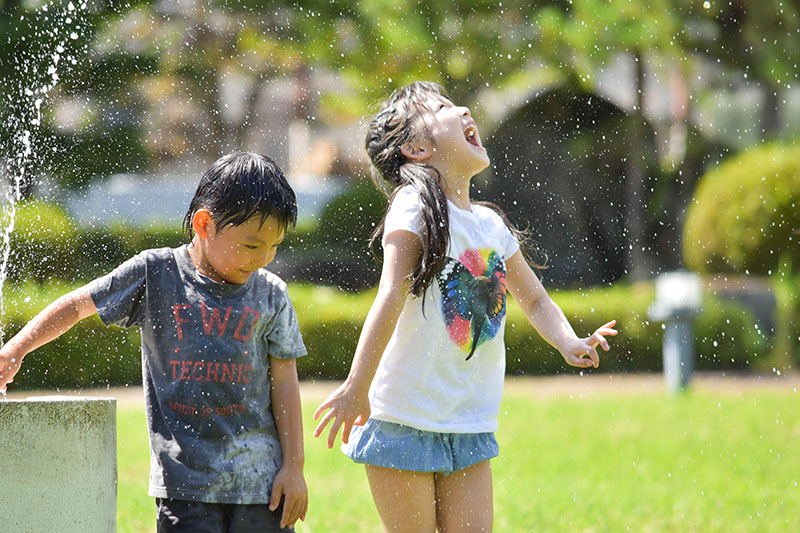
191, 209, 215, 239
400, 138, 433, 162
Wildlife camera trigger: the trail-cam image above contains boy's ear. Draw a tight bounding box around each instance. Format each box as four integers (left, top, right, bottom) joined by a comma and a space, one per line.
400, 138, 433, 162
191, 209, 214, 239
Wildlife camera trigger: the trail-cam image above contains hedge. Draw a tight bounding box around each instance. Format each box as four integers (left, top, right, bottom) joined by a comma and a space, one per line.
4, 281, 770, 390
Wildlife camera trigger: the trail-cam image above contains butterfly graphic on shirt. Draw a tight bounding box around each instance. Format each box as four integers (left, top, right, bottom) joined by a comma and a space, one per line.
436, 248, 507, 360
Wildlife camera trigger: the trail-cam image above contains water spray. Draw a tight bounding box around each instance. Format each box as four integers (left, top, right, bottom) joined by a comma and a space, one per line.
0, 1, 88, 349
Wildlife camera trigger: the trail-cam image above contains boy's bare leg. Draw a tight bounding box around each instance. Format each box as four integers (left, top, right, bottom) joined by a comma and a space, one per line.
365, 465, 437, 533
434, 460, 493, 532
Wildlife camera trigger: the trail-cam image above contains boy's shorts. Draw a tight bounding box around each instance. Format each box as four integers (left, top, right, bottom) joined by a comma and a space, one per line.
155, 498, 293, 533
342, 418, 499, 475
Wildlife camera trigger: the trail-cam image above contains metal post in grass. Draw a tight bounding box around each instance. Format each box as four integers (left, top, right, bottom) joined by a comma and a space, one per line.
648, 271, 703, 393
0, 396, 117, 532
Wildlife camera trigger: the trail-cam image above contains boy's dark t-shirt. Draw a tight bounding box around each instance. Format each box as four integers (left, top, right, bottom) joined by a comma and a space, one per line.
88, 245, 307, 504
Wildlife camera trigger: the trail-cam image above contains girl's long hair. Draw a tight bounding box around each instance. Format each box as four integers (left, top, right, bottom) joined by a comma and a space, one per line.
365, 82, 450, 298
365, 82, 541, 299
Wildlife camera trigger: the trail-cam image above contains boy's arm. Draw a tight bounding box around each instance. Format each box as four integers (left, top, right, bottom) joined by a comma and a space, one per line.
268, 356, 308, 529
0, 285, 97, 391
504, 250, 617, 367
312, 229, 421, 448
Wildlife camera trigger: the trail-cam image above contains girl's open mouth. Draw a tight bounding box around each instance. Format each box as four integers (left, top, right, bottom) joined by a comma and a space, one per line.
464, 124, 482, 148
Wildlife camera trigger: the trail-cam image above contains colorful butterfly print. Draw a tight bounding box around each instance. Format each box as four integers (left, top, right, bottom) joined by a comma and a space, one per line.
436, 249, 507, 360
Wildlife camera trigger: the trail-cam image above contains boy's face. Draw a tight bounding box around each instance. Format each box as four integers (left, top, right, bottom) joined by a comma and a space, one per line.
194, 212, 285, 285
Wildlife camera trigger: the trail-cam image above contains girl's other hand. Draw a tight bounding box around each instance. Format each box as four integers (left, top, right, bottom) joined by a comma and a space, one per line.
312, 381, 371, 449
562, 320, 618, 368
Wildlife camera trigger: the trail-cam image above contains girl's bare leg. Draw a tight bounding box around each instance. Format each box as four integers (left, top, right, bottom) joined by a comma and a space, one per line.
434, 460, 493, 532
365, 465, 437, 533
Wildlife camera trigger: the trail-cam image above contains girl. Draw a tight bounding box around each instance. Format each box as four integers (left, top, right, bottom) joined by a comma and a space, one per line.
313, 82, 617, 532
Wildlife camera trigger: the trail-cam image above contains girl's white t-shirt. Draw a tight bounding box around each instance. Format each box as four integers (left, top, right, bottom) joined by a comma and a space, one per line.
369, 185, 520, 433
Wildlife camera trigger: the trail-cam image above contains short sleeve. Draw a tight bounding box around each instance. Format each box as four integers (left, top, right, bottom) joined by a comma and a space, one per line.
87, 252, 147, 328
382, 185, 423, 246
263, 288, 307, 360
502, 222, 520, 260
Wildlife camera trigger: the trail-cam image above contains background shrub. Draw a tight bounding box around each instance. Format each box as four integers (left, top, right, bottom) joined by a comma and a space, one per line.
275, 179, 387, 290
8, 200, 79, 283
683, 140, 799, 368
683, 141, 800, 275
315, 178, 386, 256
8, 201, 187, 282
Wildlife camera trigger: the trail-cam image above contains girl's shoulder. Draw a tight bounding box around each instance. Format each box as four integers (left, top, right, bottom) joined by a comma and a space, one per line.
394, 183, 419, 200
388, 184, 421, 211
384, 184, 425, 239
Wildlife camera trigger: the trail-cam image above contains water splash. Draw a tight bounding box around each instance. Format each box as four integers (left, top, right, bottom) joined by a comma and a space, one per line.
0, 134, 30, 345
0, 2, 88, 346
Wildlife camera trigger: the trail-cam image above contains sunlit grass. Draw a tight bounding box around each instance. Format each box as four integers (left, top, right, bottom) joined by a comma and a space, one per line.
117, 382, 800, 532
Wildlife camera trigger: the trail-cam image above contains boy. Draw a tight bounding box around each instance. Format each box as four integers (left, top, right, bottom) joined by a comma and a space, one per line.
0, 152, 308, 532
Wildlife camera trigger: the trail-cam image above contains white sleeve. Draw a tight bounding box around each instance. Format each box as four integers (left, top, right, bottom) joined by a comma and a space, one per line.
502, 219, 520, 260
382, 185, 423, 246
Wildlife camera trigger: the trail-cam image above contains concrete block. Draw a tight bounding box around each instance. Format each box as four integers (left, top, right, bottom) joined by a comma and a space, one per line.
0, 397, 117, 533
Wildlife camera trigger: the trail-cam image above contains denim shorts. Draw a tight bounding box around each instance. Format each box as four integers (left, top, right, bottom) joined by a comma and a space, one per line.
342, 418, 499, 475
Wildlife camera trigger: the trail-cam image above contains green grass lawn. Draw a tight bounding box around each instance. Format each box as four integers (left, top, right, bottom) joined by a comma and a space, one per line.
117, 381, 800, 532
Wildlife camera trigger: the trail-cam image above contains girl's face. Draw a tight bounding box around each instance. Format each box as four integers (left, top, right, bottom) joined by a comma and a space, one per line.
414, 94, 490, 179
191, 211, 285, 284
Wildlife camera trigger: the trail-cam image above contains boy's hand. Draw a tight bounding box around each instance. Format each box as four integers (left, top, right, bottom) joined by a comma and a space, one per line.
0, 346, 24, 393
313, 381, 370, 449
269, 464, 308, 528
561, 320, 618, 368
0, 285, 97, 394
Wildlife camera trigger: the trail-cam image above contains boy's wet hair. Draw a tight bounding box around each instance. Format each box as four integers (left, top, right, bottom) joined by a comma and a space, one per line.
183, 152, 297, 238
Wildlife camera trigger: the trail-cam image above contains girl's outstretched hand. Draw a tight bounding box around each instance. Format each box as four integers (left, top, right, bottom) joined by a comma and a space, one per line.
561, 320, 618, 368
313, 381, 370, 449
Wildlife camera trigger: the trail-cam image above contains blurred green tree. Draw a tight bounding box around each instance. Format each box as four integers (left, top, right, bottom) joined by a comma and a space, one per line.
4, 1, 797, 185
3, 0, 798, 286
1, 0, 152, 192
693, 1, 800, 140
